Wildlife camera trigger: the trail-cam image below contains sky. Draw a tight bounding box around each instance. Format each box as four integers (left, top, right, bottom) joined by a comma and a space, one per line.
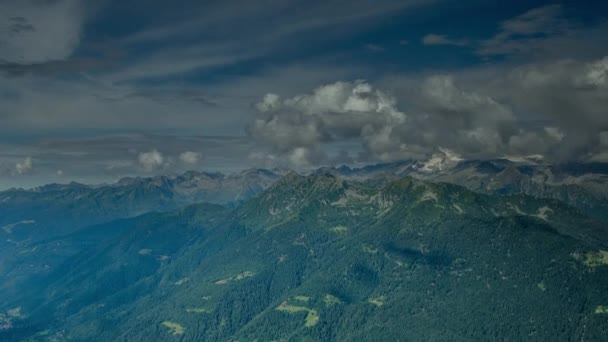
0, 0, 607, 189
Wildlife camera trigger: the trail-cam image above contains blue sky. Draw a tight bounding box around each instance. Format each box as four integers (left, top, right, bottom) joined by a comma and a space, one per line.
0, 0, 607, 188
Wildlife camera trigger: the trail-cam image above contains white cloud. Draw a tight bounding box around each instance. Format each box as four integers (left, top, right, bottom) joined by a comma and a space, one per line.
15, 157, 33, 175
138, 150, 164, 171
250, 80, 408, 166
251, 58, 608, 166
0, 0, 84, 64
179, 151, 202, 164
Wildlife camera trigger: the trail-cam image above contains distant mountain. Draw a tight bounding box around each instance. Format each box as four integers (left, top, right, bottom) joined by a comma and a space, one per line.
2, 155, 607, 246
317, 154, 608, 222
1, 174, 607, 341
0, 168, 282, 241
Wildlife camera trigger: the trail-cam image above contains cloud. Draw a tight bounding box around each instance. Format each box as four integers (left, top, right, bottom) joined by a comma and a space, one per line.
138, 150, 165, 171
250, 54, 608, 167
414, 74, 516, 155
0, 0, 84, 64
383, 55, 608, 161
15, 157, 33, 175
249, 80, 411, 166
495, 57, 608, 159
478, 5, 566, 56
249, 77, 528, 166
475, 4, 608, 60
422, 34, 468, 47
591, 131, 608, 161
0, 134, 256, 189
366, 44, 385, 52
179, 151, 202, 164
105, 0, 434, 83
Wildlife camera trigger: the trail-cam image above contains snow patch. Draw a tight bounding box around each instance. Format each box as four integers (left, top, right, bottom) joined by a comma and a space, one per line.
534, 206, 553, 221
419, 148, 463, 173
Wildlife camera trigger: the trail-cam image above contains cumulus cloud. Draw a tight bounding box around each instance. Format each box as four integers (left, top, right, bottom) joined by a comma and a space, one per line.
249, 81, 408, 167
488, 56, 608, 159
15, 157, 33, 175
414, 75, 516, 155
138, 150, 164, 171
422, 34, 468, 47
179, 151, 202, 164
0, 0, 84, 64
248, 78, 528, 166
250, 55, 608, 167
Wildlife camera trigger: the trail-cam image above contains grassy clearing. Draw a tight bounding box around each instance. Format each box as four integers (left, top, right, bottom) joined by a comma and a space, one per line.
329, 226, 348, 234
275, 301, 319, 327
137, 249, 152, 255
294, 296, 310, 302
215, 278, 230, 285
362, 244, 378, 254
595, 305, 608, 314
235, 271, 255, 280
324, 294, 341, 306
216, 270, 255, 285
161, 321, 185, 335
186, 307, 210, 314
537, 282, 546, 291
276, 302, 309, 314
583, 250, 608, 268
368, 296, 385, 307
304, 310, 319, 327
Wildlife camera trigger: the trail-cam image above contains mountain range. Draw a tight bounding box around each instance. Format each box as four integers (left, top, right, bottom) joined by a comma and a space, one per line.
1, 156, 607, 341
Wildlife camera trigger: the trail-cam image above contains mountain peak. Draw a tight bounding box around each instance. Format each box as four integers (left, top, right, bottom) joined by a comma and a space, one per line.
417, 148, 463, 173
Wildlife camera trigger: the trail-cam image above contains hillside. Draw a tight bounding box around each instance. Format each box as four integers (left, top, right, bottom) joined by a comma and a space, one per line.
1, 174, 607, 341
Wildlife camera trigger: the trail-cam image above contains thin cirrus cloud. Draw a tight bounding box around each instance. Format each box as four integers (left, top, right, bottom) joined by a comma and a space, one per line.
477, 4, 569, 57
